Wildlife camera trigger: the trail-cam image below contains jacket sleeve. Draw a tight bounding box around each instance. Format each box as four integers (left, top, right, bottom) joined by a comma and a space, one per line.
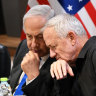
22, 70, 55, 96
91, 49, 96, 74
9, 39, 28, 93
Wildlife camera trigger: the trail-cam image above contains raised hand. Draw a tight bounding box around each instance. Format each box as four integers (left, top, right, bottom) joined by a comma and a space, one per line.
21, 51, 40, 80
50, 60, 74, 80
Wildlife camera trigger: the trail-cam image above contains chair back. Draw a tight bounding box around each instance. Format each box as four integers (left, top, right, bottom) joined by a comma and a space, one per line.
0, 44, 11, 78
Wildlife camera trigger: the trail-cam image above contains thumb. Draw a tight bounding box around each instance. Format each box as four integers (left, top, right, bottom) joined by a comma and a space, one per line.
34, 53, 40, 61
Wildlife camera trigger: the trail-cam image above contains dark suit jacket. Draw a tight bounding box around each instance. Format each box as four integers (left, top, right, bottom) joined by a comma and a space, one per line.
10, 39, 29, 93
10, 39, 76, 96
22, 66, 76, 96
9, 39, 56, 94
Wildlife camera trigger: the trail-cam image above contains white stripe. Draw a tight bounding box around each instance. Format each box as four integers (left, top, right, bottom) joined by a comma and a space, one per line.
28, 0, 38, 8
48, 0, 66, 15
78, 7, 96, 36
90, 0, 96, 10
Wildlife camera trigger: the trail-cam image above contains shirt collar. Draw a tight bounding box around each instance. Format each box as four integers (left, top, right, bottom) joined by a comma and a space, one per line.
41, 54, 49, 61
39, 54, 49, 69
78, 36, 96, 59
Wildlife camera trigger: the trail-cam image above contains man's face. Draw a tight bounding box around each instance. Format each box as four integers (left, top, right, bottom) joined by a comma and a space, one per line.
43, 27, 77, 63
24, 16, 49, 57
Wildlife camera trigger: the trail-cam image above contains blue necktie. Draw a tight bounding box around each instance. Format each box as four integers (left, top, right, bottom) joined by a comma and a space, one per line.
14, 74, 27, 95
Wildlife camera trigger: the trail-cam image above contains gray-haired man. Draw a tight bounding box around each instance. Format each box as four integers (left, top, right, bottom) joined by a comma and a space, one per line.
43, 13, 96, 96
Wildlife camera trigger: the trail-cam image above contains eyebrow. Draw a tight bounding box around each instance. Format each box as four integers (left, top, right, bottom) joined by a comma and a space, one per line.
26, 33, 43, 36
26, 33, 30, 36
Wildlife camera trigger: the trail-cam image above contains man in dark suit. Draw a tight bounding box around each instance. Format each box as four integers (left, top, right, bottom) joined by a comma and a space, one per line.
43, 13, 96, 96
10, 5, 74, 96
9, 5, 55, 95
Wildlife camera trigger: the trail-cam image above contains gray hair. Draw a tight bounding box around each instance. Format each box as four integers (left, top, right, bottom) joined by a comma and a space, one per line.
45, 13, 86, 38
23, 5, 55, 33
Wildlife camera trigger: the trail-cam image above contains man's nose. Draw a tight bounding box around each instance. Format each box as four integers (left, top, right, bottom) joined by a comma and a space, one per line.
50, 49, 56, 58
31, 38, 37, 48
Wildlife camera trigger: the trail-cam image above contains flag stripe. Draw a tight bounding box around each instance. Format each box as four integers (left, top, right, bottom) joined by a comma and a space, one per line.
75, 14, 91, 38
28, 0, 38, 7
85, 1, 96, 26
48, 0, 66, 15
91, 0, 96, 10
21, 30, 26, 40
26, 5, 30, 12
78, 7, 96, 36
37, 0, 50, 5
21, 5, 30, 40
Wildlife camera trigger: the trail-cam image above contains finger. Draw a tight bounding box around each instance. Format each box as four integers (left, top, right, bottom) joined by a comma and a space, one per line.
34, 53, 40, 61
28, 51, 34, 57
57, 61, 63, 79
50, 64, 55, 78
23, 52, 31, 61
29, 51, 39, 61
28, 51, 36, 60
22, 54, 28, 62
53, 62, 60, 80
61, 62, 67, 77
67, 64, 74, 76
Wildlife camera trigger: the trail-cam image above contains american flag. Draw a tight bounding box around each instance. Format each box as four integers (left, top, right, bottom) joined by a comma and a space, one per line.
21, 0, 96, 40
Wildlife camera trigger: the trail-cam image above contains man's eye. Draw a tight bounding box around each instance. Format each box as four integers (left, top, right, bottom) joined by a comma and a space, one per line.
27, 35, 32, 39
28, 35, 31, 38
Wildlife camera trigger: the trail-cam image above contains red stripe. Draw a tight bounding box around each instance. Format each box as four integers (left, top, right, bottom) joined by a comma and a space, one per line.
37, 0, 50, 5
75, 13, 91, 38
85, 1, 96, 26
20, 5, 30, 40
21, 30, 26, 40
26, 5, 30, 12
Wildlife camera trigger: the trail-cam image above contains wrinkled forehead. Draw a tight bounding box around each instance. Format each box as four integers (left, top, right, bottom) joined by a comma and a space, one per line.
24, 16, 47, 36
25, 16, 46, 28
43, 26, 59, 47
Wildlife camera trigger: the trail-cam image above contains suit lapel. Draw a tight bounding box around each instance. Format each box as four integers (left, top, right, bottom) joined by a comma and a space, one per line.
40, 57, 56, 71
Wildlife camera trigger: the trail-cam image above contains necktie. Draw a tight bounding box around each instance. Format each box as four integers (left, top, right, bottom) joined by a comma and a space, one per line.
14, 74, 27, 95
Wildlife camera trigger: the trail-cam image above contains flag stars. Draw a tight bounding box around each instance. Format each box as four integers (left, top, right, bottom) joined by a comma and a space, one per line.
67, 5, 73, 11
79, 0, 83, 2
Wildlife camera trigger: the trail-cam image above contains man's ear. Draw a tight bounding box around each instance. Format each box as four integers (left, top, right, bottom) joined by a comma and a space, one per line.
67, 31, 76, 46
